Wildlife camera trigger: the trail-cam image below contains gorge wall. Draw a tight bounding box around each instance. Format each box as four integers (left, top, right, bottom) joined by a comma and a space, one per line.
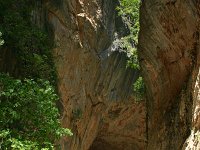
139, 0, 200, 149
3, 0, 200, 149
45, 0, 146, 150
45, 0, 200, 149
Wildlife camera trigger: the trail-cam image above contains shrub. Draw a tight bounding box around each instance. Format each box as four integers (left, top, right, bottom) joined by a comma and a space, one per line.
117, 0, 145, 100
0, 0, 56, 82
0, 73, 72, 149
117, 0, 140, 69
133, 76, 145, 100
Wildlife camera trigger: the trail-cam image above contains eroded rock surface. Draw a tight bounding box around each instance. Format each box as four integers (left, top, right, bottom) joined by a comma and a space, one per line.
30, 0, 200, 149
44, 0, 146, 149
4, 0, 200, 149
183, 57, 200, 149
139, 0, 200, 149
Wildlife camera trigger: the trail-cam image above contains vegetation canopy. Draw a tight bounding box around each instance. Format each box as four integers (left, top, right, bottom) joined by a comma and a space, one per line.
0, 0, 56, 82
0, 0, 72, 149
117, 0, 145, 99
117, 0, 140, 69
0, 74, 73, 149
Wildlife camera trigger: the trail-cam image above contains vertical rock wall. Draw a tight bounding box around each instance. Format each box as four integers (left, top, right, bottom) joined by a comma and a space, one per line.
3, 0, 200, 149
4, 0, 200, 149
31, 0, 200, 149
44, 0, 146, 149
139, 0, 200, 149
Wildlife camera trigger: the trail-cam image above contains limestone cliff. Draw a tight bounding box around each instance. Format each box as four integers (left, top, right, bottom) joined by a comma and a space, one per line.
139, 0, 200, 149
16, 0, 200, 149
45, 0, 146, 150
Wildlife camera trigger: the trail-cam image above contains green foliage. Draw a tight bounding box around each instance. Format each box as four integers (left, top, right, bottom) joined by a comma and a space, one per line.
133, 77, 145, 100
0, 1, 72, 149
117, 0, 140, 69
0, 130, 43, 150
0, 73, 73, 149
0, 0, 56, 82
117, 0, 145, 100
0, 32, 4, 46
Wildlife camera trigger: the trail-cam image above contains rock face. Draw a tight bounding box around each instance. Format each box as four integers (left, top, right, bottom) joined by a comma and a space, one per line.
44, 0, 146, 149
184, 57, 200, 149
139, 0, 200, 149
3, 0, 200, 149
6, 0, 200, 149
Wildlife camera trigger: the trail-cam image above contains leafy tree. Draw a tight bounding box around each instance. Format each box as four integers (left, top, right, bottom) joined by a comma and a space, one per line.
0, 0, 73, 149
117, 0, 140, 69
117, 0, 145, 99
0, 73, 72, 149
0, 0, 56, 82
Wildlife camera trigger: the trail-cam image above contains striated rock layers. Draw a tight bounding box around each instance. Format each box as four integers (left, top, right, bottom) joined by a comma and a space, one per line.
44, 0, 146, 150
26, 0, 200, 149
3, 0, 200, 149
139, 0, 200, 149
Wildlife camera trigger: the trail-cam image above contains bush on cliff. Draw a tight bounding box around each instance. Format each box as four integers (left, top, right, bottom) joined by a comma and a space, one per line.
117, 0, 145, 99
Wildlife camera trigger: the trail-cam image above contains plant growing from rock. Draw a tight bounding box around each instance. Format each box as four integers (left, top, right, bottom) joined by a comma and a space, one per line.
117, 0, 140, 69
117, 0, 145, 99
